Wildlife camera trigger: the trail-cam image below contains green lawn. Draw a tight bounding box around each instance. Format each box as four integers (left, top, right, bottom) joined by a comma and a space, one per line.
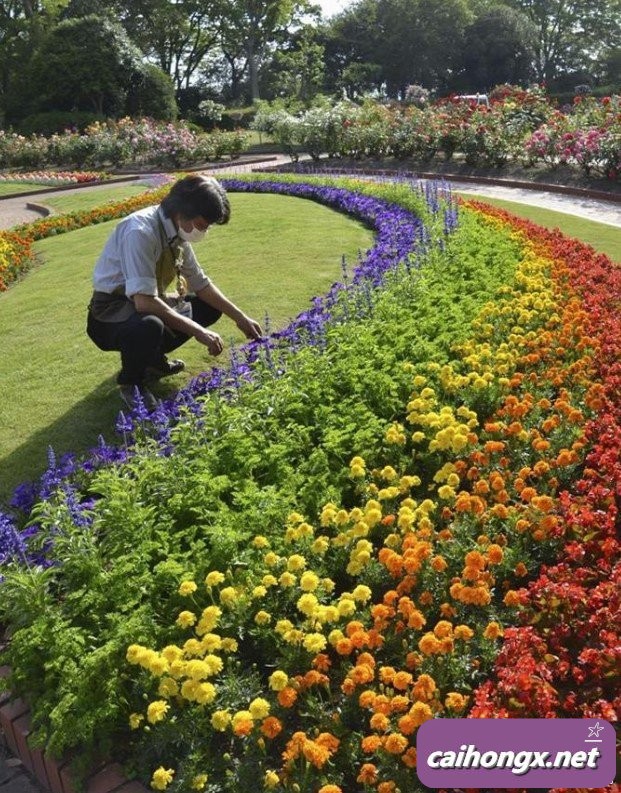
37, 182, 153, 213
0, 192, 374, 503
456, 192, 621, 263
0, 182, 53, 196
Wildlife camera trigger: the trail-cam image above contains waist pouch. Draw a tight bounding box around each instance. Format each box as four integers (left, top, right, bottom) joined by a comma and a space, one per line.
88, 290, 137, 323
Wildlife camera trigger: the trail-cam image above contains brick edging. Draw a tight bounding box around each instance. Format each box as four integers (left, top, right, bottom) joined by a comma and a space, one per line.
252, 162, 621, 204
0, 667, 148, 793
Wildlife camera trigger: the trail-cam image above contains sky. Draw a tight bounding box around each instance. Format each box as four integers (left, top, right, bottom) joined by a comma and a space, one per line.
315, 0, 353, 18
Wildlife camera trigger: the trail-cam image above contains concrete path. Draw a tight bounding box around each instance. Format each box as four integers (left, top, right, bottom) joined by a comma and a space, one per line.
1, 160, 619, 230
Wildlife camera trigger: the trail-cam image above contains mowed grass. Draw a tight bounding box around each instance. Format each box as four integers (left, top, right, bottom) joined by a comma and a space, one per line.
36, 182, 153, 213
0, 192, 374, 503
455, 192, 621, 263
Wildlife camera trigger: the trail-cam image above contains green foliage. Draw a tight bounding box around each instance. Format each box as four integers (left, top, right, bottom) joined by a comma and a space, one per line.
18, 111, 106, 136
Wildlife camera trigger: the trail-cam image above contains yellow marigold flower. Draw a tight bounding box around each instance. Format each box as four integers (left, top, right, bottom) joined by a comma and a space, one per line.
252, 535, 270, 548
195, 682, 217, 705
176, 610, 196, 629
148, 655, 170, 676
181, 679, 199, 701
126, 644, 145, 664
337, 599, 356, 618
151, 767, 174, 791
183, 638, 203, 657
200, 633, 222, 652
255, 610, 271, 625
297, 593, 319, 616
219, 586, 237, 606
205, 570, 225, 587
262, 574, 278, 587
268, 670, 289, 691
128, 713, 144, 730
311, 536, 330, 555
249, 697, 270, 720
322, 577, 336, 593
299, 570, 319, 592
279, 571, 297, 587
264, 771, 280, 789
210, 709, 231, 731
263, 551, 280, 566
199, 605, 221, 630
437, 485, 455, 500
303, 632, 327, 654
352, 584, 372, 603
146, 700, 169, 725
178, 580, 197, 597
157, 677, 179, 699
350, 456, 366, 469
287, 554, 306, 572
204, 654, 223, 675
252, 585, 267, 599
220, 637, 238, 653
191, 775, 208, 790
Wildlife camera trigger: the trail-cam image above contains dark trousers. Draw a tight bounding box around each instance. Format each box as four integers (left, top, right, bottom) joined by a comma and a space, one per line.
87, 296, 222, 385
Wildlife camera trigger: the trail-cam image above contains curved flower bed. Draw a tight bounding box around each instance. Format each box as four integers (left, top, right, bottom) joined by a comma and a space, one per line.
0, 170, 111, 186
0, 175, 618, 793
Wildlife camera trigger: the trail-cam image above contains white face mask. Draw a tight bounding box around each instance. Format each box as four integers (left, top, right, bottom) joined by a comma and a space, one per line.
178, 225, 207, 243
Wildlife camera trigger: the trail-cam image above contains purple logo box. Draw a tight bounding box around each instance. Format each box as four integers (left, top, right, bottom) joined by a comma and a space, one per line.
416, 718, 616, 788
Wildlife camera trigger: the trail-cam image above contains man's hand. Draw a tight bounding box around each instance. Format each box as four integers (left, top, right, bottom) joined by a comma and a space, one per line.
236, 314, 263, 340
196, 328, 224, 356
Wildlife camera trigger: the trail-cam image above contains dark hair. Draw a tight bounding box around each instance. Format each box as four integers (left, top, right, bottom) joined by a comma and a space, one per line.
160, 175, 231, 225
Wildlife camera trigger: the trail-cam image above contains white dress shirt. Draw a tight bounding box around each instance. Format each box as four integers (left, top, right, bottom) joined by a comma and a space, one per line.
92, 205, 210, 297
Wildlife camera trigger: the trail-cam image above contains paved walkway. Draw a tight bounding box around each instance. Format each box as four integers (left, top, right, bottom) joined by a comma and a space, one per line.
1, 159, 620, 230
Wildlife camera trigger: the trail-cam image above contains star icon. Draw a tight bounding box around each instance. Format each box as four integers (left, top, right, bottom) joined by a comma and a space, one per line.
588, 722, 604, 738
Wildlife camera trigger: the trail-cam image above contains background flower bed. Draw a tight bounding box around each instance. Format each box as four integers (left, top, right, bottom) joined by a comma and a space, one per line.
253, 87, 621, 182
0, 174, 618, 793
0, 118, 248, 171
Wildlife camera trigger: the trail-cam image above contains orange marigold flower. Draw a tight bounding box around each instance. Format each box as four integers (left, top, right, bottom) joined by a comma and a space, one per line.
520, 486, 537, 502
504, 590, 521, 607
454, 624, 474, 640
232, 717, 253, 737
261, 716, 283, 739
318, 785, 342, 793
384, 733, 408, 754
390, 695, 410, 713
335, 638, 354, 656
370, 712, 390, 732
431, 555, 448, 573
486, 544, 504, 564
531, 495, 555, 513
377, 783, 396, 793
346, 620, 365, 637
349, 664, 374, 685
361, 735, 382, 753
316, 732, 340, 752
418, 633, 441, 655
483, 621, 503, 640
341, 677, 356, 695
312, 653, 331, 672
464, 550, 485, 569
379, 666, 396, 685
397, 713, 417, 735
445, 692, 468, 711
372, 694, 391, 714
405, 651, 421, 670
433, 620, 453, 639
357, 651, 376, 667
277, 686, 298, 708
392, 671, 413, 691
473, 479, 490, 495
419, 590, 433, 606
410, 701, 433, 727
402, 747, 418, 768
302, 741, 330, 768
357, 763, 378, 784
490, 504, 509, 519
359, 690, 376, 709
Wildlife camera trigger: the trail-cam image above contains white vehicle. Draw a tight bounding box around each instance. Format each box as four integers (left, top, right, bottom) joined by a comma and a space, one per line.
455, 93, 490, 107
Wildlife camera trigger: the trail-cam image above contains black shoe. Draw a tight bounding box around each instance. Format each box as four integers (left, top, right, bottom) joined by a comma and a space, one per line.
119, 384, 158, 412
145, 357, 185, 381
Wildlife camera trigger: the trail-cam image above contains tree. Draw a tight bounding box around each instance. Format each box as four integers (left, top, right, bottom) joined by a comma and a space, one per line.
217, 0, 311, 101
259, 25, 325, 102
504, 0, 621, 82
118, 0, 220, 92
451, 5, 537, 91
22, 15, 167, 117
321, 0, 381, 96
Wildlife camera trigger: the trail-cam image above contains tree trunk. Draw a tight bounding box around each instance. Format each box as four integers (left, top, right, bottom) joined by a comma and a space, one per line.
246, 35, 259, 101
